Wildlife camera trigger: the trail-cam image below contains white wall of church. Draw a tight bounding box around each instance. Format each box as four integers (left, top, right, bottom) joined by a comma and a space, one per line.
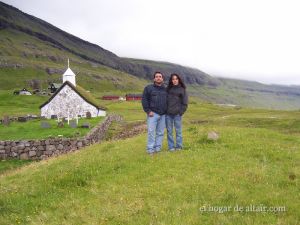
41, 85, 106, 119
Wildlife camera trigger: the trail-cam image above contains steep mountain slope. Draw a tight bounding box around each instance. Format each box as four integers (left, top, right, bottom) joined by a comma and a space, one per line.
0, 28, 147, 94
0, 1, 213, 85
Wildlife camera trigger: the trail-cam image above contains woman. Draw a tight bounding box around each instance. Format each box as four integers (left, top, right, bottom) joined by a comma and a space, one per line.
166, 73, 188, 151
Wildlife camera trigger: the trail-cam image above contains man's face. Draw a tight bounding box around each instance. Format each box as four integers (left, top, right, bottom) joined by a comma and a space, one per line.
153, 73, 164, 84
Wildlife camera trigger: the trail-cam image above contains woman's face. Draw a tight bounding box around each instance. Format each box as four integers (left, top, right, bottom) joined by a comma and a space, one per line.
172, 76, 179, 86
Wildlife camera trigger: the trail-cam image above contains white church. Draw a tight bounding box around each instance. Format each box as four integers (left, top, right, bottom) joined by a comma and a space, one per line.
40, 60, 106, 119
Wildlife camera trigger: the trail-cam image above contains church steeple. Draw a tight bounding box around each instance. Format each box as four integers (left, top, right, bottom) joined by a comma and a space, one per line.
63, 58, 76, 86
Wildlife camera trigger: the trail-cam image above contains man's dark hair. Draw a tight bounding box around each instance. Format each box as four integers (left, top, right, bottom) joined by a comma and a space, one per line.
168, 73, 186, 89
153, 71, 163, 78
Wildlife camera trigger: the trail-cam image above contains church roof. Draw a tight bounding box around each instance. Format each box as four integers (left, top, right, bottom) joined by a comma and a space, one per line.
39, 81, 106, 111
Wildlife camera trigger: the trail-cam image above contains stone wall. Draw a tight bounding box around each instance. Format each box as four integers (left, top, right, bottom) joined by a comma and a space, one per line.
0, 114, 122, 160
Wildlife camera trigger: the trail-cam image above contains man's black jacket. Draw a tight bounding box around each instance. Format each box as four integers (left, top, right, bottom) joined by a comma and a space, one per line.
142, 83, 167, 115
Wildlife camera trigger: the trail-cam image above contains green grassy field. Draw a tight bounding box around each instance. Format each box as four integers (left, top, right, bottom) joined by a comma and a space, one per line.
0, 159, 32, 175
0, 99, 299, 224
0, 117, 104, 140
0, 90, 48, 117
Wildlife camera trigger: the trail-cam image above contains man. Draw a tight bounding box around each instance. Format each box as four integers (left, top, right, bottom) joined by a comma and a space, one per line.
142, 72, 167, 155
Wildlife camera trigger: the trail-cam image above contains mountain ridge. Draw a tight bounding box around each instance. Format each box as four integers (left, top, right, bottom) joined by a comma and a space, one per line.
0, 1, 214, 85
1, 1, 300, 110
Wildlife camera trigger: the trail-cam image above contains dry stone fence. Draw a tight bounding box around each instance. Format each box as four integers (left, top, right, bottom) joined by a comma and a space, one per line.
0, 114, 122, 160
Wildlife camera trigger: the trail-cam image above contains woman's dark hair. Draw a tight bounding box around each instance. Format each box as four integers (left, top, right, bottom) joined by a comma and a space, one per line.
168, 73, 186, 89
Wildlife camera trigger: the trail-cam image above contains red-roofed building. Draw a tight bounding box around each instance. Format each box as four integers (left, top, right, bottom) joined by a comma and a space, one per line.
102, 95, 120, 100
126, 94, 142, 101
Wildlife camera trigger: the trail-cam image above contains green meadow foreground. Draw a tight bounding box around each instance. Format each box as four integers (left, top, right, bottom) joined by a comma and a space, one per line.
0, 100, 299, 224
0, 117, 103, 140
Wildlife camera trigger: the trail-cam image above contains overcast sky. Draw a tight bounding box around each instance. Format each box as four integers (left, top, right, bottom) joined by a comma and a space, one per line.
3, 0, 300, 85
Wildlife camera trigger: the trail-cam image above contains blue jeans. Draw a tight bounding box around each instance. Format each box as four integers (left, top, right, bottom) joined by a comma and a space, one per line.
166, 114, 182, 150
147, 112, 165, 153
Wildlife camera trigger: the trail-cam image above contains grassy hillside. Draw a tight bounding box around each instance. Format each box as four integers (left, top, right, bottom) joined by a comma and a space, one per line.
188, 86, 300, 110
188, 82, 300, 110
0, 100, 299, 224
0, 2, 121, 68
0, 27, 147, 93
0, 1, 212, 85
122, 57, 219, 85
2, 1, 300, 110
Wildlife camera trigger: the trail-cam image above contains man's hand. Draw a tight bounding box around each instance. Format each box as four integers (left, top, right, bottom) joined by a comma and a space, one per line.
148, 111, 154, 117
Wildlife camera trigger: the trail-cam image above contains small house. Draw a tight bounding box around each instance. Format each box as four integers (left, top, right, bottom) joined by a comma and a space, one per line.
19, 88, 32, 95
